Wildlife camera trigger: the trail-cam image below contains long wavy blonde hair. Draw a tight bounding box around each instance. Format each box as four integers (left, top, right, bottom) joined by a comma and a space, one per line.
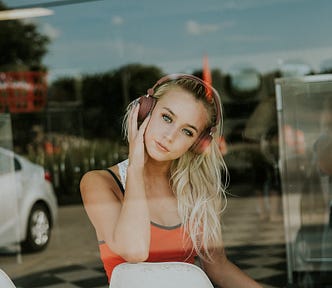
123, 76, 229, 261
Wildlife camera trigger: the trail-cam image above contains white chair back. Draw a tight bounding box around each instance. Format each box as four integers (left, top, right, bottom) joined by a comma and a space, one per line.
0, 269, 17, 288
109, 262, 214, 288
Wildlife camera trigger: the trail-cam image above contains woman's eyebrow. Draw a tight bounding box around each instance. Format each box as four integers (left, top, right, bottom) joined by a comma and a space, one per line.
162, 107, 199, 132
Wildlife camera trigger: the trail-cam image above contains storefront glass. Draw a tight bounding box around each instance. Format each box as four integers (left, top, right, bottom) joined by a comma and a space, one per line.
277, 75, 332, 286
1, 0, 332, 287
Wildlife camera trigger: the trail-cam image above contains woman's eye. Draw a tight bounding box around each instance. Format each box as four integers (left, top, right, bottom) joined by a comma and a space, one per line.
183, 129, 194, 137
162, 114, 172, 123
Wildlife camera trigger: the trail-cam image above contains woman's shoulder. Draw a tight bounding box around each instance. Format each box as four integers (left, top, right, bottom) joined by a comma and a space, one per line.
79, 170, 112, 195
80, 161, 127, 201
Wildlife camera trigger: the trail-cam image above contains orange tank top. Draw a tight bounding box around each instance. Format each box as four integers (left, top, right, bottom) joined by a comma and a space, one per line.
99, 222, 196, 282
99, 164, 197, 282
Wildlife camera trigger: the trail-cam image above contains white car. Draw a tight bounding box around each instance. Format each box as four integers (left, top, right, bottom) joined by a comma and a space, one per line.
0, 147, 58, 252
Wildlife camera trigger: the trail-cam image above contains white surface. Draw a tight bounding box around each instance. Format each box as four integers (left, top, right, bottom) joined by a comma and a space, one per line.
0, 269, 17, 288
109, 262, 214, 288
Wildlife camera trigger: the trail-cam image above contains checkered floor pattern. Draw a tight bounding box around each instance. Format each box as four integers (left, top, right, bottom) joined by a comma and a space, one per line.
13, 262, 108, 288
11, 244, 288, 288
226, 244, 288, 288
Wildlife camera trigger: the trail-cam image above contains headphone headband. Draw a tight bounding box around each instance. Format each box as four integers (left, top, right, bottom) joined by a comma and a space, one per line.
147, 73, 221, 129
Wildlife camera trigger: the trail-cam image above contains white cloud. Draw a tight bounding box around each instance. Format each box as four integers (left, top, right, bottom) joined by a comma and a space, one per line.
41, 23, 60, 40
112, 15, 124, 26
186, 20, 233, 35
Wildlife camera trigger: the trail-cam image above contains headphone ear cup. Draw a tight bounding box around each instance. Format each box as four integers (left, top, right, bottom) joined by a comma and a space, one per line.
191, 131, 212, 154
137, 96, 156, 125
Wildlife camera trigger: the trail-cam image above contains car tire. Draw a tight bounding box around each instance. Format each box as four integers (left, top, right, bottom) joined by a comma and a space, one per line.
21, 203, 51, 252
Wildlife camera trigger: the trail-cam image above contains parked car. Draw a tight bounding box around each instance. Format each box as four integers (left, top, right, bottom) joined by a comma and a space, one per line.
0, 147, 58, 252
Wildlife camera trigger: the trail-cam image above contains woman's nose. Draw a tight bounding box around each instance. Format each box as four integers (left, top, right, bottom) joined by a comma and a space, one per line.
164, 126, 178, 142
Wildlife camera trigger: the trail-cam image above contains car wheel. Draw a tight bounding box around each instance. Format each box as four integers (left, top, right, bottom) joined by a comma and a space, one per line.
21, 203, 51, 252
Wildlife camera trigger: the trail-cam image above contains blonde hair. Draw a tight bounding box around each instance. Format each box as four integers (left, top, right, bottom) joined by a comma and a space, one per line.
123, 77, 229, 261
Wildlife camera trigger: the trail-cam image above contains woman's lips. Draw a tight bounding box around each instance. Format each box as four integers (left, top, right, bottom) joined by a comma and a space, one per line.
155, 141, 169, 152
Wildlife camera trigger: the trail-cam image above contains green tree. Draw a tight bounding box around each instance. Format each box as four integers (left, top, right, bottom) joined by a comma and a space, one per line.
0, 1, 50, 71
81, 63, 163, 139
49, 77, 79, 102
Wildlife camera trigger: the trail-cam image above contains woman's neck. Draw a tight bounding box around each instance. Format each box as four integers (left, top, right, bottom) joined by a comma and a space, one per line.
144, 159, 174, 199
144, 158, 172, 178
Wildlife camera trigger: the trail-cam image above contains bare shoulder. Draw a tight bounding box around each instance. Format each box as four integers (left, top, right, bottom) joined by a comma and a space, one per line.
80, 164, 123, 203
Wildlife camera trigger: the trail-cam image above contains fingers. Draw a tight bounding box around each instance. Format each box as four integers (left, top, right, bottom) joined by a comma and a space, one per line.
138, 112, 151, 136
128, 101, 139, 138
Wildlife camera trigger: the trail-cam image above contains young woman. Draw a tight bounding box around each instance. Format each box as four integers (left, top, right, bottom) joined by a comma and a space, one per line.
80, 74, 262, 287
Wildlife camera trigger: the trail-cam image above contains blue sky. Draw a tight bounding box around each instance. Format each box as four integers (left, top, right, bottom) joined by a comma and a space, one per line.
4, 0, 332, 81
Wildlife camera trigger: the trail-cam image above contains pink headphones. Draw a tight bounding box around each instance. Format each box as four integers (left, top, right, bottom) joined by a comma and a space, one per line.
137, 74, 222, 154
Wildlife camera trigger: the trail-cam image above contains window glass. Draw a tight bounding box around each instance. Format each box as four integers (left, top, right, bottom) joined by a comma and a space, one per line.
0, 114, 20, 259
1, 1, 332, 287
0, 151, 12, 174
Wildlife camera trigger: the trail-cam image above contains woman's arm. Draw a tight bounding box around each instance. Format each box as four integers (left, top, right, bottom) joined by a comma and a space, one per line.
80, 166, 150, 262
200, 248, 263, 288
80, 102, 152, 262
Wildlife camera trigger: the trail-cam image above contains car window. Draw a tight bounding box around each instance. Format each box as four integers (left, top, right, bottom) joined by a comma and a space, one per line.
14, 157, 22, 171
0, 152, 14, 175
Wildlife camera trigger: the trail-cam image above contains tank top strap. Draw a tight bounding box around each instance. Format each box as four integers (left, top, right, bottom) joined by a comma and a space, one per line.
105, 168, 125, 194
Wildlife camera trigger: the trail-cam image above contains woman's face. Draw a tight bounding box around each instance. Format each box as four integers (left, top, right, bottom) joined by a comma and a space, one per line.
144, 87, 209, 161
